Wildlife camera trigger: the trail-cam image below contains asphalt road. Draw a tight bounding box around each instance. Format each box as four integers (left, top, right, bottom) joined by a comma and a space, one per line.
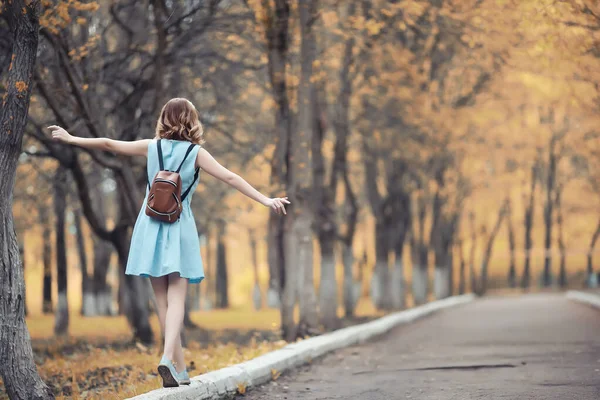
241, 294, 600, 400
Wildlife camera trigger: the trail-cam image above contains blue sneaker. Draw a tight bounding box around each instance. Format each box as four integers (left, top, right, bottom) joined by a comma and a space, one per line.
178, 368, 191, 385
158, 356, 179, 388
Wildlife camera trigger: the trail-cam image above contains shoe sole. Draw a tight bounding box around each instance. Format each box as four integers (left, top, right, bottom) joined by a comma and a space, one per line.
179, 379, 191, 385
158, 365, 179, 388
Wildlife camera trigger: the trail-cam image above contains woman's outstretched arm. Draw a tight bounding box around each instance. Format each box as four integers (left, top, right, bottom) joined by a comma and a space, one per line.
48, 125, 151, 157
196, 148, 290, 215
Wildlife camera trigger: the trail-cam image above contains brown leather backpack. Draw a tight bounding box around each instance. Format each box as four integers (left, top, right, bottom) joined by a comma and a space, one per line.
145, 140, 199, 223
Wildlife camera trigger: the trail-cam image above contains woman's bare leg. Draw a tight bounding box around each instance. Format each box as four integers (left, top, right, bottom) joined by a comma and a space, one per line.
150, 276, 169, 337
164, 273, 187, 372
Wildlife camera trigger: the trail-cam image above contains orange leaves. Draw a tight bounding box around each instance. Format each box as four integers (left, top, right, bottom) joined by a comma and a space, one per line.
40, 0, 98, 34
15, 81, 28, 93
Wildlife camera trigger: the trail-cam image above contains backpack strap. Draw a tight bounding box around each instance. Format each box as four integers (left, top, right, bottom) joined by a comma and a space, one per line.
176, 143, 196, 173
157, 139, 165, 171
182, 167, 200, 201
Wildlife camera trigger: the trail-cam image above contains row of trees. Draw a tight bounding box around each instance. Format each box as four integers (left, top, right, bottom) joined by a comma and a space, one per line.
1, 0, 600, 398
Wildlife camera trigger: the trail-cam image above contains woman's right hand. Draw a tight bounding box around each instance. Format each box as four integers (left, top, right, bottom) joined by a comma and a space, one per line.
264, 197, 291, 215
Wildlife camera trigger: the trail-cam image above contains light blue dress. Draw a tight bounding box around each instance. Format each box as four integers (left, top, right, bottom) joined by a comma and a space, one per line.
125, 139, 205, 283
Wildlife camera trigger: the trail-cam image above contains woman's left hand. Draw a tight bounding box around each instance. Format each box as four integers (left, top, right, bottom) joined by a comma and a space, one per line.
48, 125, 74, 144
265, 197, 291, 215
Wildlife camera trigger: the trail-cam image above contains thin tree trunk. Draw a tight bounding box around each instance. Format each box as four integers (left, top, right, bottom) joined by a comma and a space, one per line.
250, 229, 262, 311
586, 217, 600, 287
506, 199, 517, 288
342, 242, 359, 317
318, 233, 338, 329
542, 140, 556, 287
267, 216, 284, 308
0, 1, 55, 397
468, 211, 478, 294
521, 163, 537, 289
479, 202, 508, 295
457, 240, 466, 295
91, 177, 113, 316
114, 228, 153, 344
93, 237, 113, 316
53, 167, 69, 336
372, 221, 392, 309
74, 209, 93, 316
215, 220, 228, 309
555, 188, 567, 288
411, 197, 429, 305
40, 204, 53, 314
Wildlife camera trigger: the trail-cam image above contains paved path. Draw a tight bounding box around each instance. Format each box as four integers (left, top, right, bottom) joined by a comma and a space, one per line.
242, 294, 600, 400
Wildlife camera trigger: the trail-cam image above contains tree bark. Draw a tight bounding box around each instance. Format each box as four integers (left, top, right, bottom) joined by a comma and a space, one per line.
53, 167, 69, 336
40, 203, 53, 314
506, 199, 517, 288
587, 217, 600, 287
521, 164, 537, 289
215, 220, 229, 309
0, 1, 55, 397
478, 202, 507, 296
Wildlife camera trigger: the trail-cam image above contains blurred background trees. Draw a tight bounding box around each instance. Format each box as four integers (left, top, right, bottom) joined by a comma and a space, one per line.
2, 0, 600, 350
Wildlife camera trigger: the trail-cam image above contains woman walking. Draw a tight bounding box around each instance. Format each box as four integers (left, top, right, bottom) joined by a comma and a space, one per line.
49, 98, 289, 387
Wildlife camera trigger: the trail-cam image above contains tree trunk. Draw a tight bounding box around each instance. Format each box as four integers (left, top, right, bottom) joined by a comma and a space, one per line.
555, 188, 567, 288
468, 211, 478, 294
40, 204, 53, 314
114, 228, 153, 344
457, 241, 466, 295
262, 0, 291, 312
506, 199, 517, 288
318, 232, 338, 330
586, 217, 600, 287
293, 0, 319, 338
19, 238, 28, 317
267, 215, 284, 308
411, 198, 429, 305
215, 220, 228, 309
0, 1, 55, 397
93, 236, 113, 316
391, 247, 406, 309
74, 209, 94, 316
342, 242, 359, 317
433, 248, 452, 300
542, 141, 556, 287
91, 177, 113, 316
479, 202, 507, 296
521, 164, 537, 289
53, 167, 69, 336
250, 229, 262, 311
281, 214, 297, 341
372, 221, 392, 309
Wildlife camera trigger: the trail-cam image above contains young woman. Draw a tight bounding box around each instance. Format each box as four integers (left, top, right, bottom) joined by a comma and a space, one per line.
49, 98, 290, 388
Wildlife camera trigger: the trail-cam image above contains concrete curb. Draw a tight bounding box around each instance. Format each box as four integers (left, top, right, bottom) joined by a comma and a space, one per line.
128, 294, 475, 400
566, 290, 600, 310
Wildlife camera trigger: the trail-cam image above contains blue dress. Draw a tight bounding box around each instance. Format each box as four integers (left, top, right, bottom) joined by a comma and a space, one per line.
125, 139, 205, 283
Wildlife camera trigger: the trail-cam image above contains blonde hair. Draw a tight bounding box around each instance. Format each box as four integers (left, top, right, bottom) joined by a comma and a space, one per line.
155, 98, 204, 145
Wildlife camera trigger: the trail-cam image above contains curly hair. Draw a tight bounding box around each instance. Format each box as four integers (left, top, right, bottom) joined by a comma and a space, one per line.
155, 98, 204, 145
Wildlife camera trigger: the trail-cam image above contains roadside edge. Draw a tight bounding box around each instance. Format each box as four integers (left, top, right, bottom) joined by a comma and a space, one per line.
128, 293, 476, 400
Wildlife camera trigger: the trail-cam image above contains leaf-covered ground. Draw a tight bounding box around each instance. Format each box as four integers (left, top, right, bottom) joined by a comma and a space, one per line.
0, 304, 383, 399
